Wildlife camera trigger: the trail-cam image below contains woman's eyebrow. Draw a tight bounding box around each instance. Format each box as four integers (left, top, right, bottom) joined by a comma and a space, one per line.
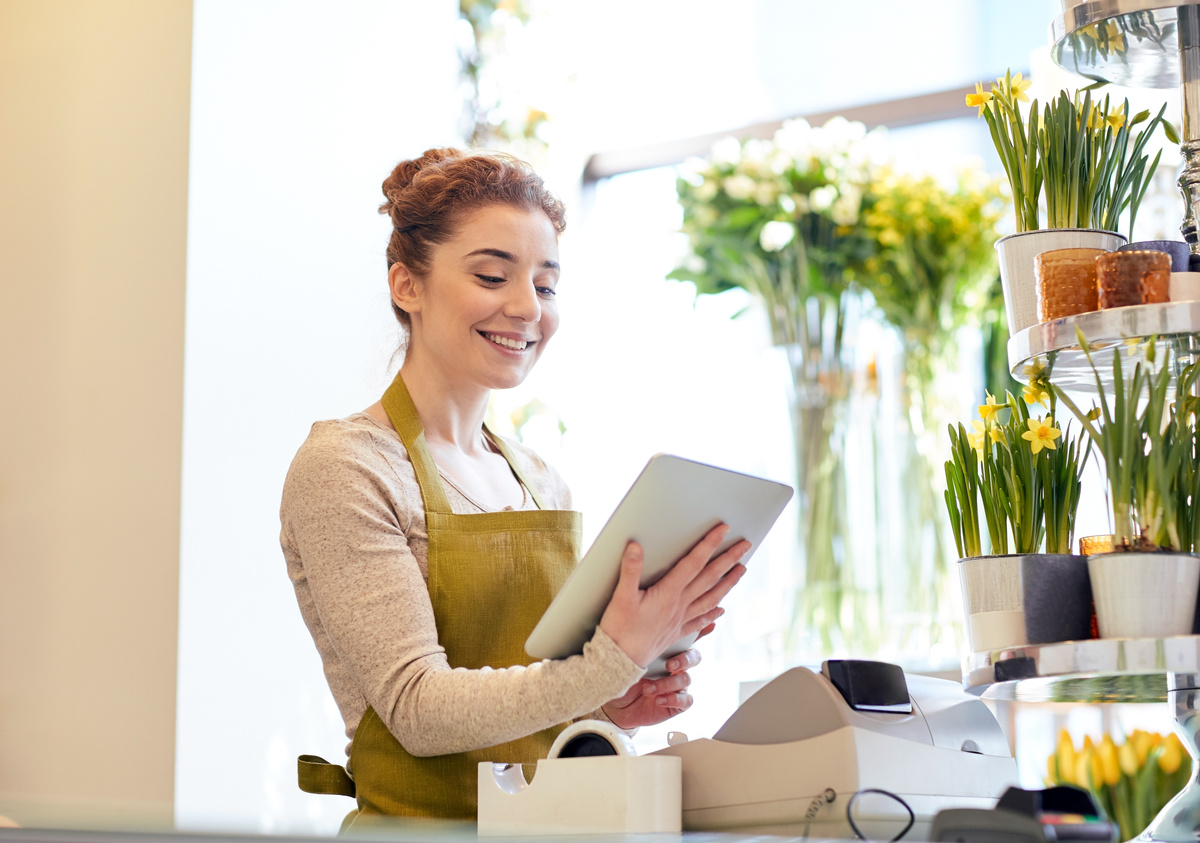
466, 247, 559, 271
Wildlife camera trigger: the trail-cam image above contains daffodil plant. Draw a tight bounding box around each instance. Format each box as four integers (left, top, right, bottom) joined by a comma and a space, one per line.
1054, 329, 1200, 551
969, 69, 1177, 236
945, 383, 1087, 557
1175, 378, 1200, 553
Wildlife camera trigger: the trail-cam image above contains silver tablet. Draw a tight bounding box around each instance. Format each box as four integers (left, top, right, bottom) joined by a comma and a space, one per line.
525, 454, 793, 677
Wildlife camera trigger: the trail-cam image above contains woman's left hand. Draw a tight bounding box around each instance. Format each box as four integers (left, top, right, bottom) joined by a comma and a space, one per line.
600, 646, 706, 730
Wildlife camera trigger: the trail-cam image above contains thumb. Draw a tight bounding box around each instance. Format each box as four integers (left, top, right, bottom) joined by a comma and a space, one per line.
614, 541, 645, 601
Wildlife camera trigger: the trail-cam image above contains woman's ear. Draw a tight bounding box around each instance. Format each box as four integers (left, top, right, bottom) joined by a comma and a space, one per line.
388, 263, 422, 314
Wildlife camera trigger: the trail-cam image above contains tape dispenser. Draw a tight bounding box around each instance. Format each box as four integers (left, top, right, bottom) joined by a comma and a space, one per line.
477, 719, 681, 836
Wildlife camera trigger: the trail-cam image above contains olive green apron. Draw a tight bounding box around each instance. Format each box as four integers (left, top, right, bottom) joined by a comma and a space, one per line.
298, 373, 581, 825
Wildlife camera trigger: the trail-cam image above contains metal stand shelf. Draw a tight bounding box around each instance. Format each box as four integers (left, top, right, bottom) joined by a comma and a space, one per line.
1006, 301, 1200, 392
973, 6, 1200, 839
966, 637, 1200, 841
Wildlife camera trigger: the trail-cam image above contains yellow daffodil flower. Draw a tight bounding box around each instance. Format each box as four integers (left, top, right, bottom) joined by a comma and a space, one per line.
966, 82, 993, 117
1022, 417, 1061, 454
1104, 21, 1126, 52
978, 392, 1002, 421
1086, 406, 1102, 422
968, 420, 987, 453
1022, 360, 1046, 380
989, 427, 1003, 444
1009, 72, 1032, 104
1106, 110, 1126, 131
1023, 382, 1050, 406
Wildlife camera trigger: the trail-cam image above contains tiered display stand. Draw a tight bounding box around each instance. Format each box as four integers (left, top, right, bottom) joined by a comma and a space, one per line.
964, 5, 1200, 840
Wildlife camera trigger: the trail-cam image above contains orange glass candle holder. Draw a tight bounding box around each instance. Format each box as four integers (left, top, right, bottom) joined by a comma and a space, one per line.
1035, 248, 1104, 321
1096, 250, 1170, 309
1079, 534, 1115, 555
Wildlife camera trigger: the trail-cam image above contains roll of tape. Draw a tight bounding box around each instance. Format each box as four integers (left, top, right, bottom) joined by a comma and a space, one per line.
547, 719, 637, 759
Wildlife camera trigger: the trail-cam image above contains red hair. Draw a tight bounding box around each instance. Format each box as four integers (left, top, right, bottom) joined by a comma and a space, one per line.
379, 148, 566, 331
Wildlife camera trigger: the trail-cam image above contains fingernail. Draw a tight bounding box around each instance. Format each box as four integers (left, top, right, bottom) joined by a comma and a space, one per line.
666, 659, 679, 672
642, 682, 656, 695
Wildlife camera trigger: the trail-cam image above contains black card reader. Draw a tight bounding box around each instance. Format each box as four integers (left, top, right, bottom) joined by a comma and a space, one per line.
822, 659, 913, 714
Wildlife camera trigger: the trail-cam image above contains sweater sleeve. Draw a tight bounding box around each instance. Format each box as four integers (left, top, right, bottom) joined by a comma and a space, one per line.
281, 423, 644, 758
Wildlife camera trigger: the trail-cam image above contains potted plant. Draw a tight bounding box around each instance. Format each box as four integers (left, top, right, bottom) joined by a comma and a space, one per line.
1054, 330, 1200, 639
971, 70, 1175, 336
945, 384, 1091, 653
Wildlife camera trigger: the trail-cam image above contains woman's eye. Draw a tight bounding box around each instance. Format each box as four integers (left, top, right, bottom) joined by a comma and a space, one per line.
536, 286, 557, 299
475, 274, 505, 285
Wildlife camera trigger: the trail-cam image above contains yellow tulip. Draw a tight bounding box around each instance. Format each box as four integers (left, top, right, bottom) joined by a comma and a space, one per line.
1132, 730, 1155, 766
1074, 751, 1091, 789
1099, 735, 1121, 786
1160, 733, 1185, 775
1118, 740, 1139, 777
1057, 730, 1078, 785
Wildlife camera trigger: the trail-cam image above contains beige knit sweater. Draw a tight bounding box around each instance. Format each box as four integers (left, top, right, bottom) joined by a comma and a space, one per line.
280, 412, 645, 758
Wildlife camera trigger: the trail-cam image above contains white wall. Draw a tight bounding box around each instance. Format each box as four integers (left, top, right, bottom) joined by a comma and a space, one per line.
177, 1, 459, 834
0, 0, 192, 828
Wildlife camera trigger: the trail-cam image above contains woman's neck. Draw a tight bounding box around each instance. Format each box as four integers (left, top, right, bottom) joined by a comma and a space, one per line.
394, 359, 491, 453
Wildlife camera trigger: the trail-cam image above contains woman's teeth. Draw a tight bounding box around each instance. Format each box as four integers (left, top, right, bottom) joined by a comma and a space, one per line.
483, 333, 528, 350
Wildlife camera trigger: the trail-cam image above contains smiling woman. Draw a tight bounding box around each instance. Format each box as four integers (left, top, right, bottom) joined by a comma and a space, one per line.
278, 148, 751, 825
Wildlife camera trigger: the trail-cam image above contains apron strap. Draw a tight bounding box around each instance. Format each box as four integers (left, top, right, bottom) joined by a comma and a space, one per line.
381, 373, 453, 515
382, 372, 547, 512
297, 754, 356, 798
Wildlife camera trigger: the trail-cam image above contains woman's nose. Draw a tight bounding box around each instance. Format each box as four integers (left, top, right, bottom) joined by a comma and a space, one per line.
504, 279, 541, 322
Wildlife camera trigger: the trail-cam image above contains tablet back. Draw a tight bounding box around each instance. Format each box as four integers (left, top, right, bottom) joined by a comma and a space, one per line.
524, 454, 793, 668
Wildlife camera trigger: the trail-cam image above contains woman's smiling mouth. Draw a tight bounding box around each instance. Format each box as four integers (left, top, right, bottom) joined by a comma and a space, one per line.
481, 332, 531, 351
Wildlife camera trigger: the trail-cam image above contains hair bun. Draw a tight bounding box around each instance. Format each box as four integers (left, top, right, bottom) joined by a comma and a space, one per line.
379, 148, 463, 218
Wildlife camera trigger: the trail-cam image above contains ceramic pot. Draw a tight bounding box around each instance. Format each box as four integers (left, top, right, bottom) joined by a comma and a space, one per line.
1035, 248, 1103, 321
1020, 554, 1093, 645
959, 555, 1025, 653
959, 553, 1094, 652
995, 229, 1125, 336
1096, 250, 1170, 309
1087, 552, 1200, 639
1119, 239, 1191, 272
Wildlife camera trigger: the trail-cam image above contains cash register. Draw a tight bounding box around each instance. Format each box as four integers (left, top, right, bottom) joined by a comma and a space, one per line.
650, 659, 1019, 839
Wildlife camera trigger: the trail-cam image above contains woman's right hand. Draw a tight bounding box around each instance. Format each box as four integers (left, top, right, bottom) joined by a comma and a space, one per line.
598, 524, 751, 669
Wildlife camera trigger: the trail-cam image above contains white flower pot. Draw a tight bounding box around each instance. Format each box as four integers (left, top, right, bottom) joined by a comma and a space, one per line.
959, 554, 1027, 653
1088, 552, 1200, 639
995, 228, 1126, 336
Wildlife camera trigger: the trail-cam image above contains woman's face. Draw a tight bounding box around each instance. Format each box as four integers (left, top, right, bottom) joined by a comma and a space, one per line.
396, 203, 561, 392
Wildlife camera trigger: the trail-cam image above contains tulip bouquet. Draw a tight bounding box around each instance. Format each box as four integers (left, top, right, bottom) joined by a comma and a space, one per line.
1046, 728, 1189, 841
